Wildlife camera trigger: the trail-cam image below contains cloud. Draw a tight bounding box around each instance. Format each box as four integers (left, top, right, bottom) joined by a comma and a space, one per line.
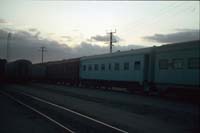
143, 29, 200, 43
28, 28, 41, 39
48, 33, 55, 36
0, 29, 144, 63
0, 19, 7, 24
61, 35, 72, 41
72, 42, 108, 56
72, 42, 145, 57
34, 31, 41, 39
0, 29, 72, 63
28, 28, 38, 32
90, 34, 121, 43
0, 29, 8, 39
0, 19, 12, 25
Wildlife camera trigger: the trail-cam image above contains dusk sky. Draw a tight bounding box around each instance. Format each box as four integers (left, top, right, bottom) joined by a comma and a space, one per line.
0, 0, 199, 63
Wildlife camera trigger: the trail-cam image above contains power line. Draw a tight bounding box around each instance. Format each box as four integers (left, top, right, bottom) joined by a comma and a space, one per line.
129, 1, 196, 35
126, 1, 189, 32
129, 2, 178, 27
122, 2, 180, 32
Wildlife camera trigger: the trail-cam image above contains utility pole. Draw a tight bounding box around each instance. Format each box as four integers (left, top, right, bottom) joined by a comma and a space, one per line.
39, 46, 47, 63
107, 29, 116, 53
6, 32, 11, 61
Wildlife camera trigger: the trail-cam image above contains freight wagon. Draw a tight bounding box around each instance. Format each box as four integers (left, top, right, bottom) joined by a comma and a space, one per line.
5, 59, 32, 82
31, 64, 47, 81
45, 58, 80, 86
0, 59, 7, 83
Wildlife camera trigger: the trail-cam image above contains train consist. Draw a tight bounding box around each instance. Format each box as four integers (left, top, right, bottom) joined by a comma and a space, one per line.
1, 40, 200, 96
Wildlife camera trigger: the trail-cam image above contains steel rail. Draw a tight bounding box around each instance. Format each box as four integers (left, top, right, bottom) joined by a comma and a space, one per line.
0, 91, 75, 133
20, 91, 129, 133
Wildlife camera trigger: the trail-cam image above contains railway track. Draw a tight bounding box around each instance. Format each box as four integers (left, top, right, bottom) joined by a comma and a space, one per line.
0, 90, 128, 133
24, 84, 196, 118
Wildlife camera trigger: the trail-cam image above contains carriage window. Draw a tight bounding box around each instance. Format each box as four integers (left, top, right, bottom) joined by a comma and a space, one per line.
134, 61, 141, 70
114, 63, 120, 71
124, 62, 129, 70
83, 65, 86, 71
101, 64, 105, 71
159, 59, 168, 69
188, 58, 200, 69
108, 64, 111, 71
172, 59, 184, 69
94, 64, 99, 71
88, 65, 92, 71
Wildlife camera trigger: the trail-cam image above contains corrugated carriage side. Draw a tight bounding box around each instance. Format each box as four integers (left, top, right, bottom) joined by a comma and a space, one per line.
5, 59, 32, 82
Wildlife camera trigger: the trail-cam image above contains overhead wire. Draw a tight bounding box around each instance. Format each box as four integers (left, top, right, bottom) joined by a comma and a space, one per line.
130, 1, 198, 36
123, 2, 182, 31
131, 2, 188, 31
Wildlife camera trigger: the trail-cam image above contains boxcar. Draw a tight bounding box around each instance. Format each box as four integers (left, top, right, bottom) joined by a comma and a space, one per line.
0, 59, 7, 83
5, 59, 32, 82
31, 64, 47, 81
46, 58, 80, 85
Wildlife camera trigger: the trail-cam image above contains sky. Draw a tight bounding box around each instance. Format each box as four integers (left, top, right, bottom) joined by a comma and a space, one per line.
0, 0, 199, 63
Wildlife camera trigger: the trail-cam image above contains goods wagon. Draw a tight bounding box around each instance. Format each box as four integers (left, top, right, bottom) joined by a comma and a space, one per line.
46, 58, 80, 85
31, 64, 47, 81
0, 59, 7, 83
5, 59, 32, 82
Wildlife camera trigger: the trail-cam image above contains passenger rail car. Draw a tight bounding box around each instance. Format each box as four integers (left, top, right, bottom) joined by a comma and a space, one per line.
80, 47, 152, 91
153, 41, 200, 96
80, 40, 200, 94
